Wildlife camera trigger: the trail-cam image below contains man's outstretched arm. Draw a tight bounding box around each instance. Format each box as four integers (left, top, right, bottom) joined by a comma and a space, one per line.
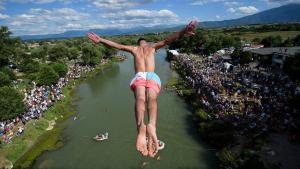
87, 32, 134, 52
153, 20, 198, 50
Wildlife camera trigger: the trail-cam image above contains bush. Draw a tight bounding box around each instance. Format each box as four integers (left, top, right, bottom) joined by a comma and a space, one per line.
217, 148, 239, 169
0, 72, 11, 87
1, 67, 16, 80
37, 65, 59, 86
197, 109, 209, 121
48, 45, 69, 62
199, 121, 236, 148
20, 58, 40, 73
261, 35, 282, 47
51, 62, 68, 77
68, 47, 79, 60
81, 43, 101, 65
0, 86, 25, 120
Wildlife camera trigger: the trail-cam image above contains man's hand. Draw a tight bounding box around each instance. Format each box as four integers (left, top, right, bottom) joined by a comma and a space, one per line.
184, 20, 198, 36
87, 32, 102, 44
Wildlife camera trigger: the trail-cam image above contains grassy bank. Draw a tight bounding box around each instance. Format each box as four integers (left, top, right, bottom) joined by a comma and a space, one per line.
0, 60, 115, 169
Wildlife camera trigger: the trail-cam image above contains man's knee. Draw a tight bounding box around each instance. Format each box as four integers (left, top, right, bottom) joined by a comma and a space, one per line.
147, 94, 157, 104
136, 95, 146, 103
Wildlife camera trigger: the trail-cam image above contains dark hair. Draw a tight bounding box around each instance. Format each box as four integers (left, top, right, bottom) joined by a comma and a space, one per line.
137, 38, 146, 45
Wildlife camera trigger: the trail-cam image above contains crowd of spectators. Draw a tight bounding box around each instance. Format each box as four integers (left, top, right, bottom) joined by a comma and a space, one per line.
0, 64, 95, 144
171, 52, 299, 138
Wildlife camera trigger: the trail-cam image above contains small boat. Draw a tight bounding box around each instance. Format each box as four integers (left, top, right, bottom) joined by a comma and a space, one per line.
93, 132, 108, 141
157, 140, 165, 150
146, 137, 165, 150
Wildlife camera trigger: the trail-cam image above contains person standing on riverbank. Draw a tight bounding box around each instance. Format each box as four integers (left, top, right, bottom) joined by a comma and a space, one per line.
87, 20, 198, 157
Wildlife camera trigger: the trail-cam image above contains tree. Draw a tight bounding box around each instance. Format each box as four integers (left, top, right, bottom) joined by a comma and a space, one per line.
37, 65, 59, 86
51, 62, 68, 77
81, 43, 101, 65
294, 35, 300, 46
0, 67, 16, 80
240, 51, 253, 64
0, 86, 25, 121
282, 38, 294, 47
31, 47, 47, 60
68, 47, 79, 60
0, 26, 14, 68
252, 37, 261, 44
0, 72, 11, 87
103, 47, 117, 58
261, 35, 282, 47
48, 44, 69, 62
21, 59, 40, 73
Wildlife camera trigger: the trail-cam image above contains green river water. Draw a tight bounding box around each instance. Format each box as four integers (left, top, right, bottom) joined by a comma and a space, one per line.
32, 49, 215, 169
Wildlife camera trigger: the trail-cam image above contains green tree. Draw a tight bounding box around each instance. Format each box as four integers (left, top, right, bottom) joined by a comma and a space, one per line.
217, 148, 239, 169
0, 86, 25, 120
0, 72, 11, 87
0, 67, 16, 80
68, 47, 79, 60
48, 44, 69, 62
21, 59, 40, 73
282, 38, 294, 47
240, 51, 253, 64
252, 37, 261, 44
293, 35, 300, 46
81, 43, 101, 65
37, 65, 59, 86
261, 35, 282, 47
31, 47, 47, 60
0, 26, 14, 68
51, 62, 68, 77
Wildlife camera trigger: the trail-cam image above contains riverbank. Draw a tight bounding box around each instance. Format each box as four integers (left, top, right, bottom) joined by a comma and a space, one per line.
165, 52, 299, 169
0, 59, 116, 169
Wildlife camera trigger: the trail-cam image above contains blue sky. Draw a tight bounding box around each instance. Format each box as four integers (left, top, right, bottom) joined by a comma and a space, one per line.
0, 0, 298, 36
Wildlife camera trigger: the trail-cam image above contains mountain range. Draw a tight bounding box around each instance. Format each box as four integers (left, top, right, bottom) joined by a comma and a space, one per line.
20, 3, 300, 40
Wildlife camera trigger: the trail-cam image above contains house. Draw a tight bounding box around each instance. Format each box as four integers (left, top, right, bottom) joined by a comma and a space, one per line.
250, 47, 300, 68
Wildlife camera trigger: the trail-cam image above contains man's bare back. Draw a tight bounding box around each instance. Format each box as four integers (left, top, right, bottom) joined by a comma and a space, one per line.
87, 20, 198, 157
131, 45, 156, 72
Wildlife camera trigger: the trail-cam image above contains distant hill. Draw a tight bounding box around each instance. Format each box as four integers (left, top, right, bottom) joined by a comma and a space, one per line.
200, 3, 300, 28
20, 4, 300, 40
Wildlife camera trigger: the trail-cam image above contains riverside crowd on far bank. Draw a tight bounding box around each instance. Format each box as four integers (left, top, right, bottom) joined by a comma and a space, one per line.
0, 63, 96, 144
170, 52, 299, 140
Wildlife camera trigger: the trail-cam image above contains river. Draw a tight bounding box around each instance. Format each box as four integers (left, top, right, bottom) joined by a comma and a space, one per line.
32, 49, 215, 169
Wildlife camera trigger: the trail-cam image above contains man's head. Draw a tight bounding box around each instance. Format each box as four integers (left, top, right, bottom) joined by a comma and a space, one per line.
137, 38, 147, 46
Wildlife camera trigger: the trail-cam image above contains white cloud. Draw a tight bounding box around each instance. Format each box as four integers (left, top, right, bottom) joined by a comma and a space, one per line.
237, 6, 258, 14
102, 9, 180, 27
7, 7, 90, 35
6, 7, 181, 36
0, 13, 9, 19
189, 0, 225, 5
5, 0, 72, 4
102, 9, 178, 19
227, 7, 236, 13
92, 0, 155, 9
216, 15, 221, 19
224, 1, 240, 7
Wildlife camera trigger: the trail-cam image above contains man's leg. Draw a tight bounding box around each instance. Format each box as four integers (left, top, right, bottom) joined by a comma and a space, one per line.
134, 86, 148, 156
146, 88, 159, 157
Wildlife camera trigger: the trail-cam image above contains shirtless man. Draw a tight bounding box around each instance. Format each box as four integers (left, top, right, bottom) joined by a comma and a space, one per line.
87, 20, 198, 157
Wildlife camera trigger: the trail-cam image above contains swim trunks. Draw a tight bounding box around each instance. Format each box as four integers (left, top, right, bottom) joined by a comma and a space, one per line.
130, 72, 161, 93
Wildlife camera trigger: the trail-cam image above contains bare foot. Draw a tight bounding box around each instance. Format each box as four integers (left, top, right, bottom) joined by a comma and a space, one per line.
136, 124, 148, 156
146, 124, 159, 157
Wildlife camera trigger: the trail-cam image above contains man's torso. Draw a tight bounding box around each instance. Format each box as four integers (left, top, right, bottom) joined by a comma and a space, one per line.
131, 45, 156, 73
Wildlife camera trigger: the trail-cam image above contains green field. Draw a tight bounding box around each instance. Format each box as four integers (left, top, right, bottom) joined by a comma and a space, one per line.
231, 31, 300, 41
